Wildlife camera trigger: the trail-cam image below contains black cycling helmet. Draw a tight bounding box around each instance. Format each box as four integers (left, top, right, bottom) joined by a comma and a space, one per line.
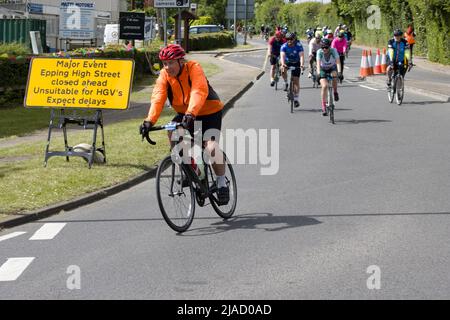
321, 38, 331, 48
393, 28, 403, 36
285, 32, 296, 40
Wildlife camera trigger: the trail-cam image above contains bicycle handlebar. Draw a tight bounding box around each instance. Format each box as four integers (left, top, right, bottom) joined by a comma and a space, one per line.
142, 122, 183, 145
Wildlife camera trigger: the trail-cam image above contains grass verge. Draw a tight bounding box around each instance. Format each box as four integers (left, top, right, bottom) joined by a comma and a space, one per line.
0, 109, 175, 216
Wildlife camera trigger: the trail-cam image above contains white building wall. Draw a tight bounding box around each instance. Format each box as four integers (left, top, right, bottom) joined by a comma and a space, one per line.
16, 0, 128, 50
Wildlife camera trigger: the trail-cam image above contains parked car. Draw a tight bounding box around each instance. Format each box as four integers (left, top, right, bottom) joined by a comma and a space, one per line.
189, 25, 223, 34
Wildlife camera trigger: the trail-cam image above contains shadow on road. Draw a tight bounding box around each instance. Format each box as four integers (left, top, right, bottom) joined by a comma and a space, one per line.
295, 108, 353, 113
182, 212, 321, 236
401, 100, 450, 106
335, 119, 392, 125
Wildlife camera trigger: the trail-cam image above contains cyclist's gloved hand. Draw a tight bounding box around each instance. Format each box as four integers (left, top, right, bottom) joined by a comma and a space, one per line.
140, 120, 152, 138
338, 72, 344, 81
181, 113, 195, 130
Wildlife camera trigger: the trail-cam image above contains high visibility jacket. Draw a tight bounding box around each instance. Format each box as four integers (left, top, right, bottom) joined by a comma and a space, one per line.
404, 32, 416, 45
146, 60, 223, 124
387, 38, 411, 65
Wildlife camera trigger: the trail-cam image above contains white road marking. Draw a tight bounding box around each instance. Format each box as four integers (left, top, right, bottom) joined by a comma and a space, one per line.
344, 66, 350, 69
29, 223, 66, 240
359, 84, 380, 91
0, 257, 35, 281
0, 232, 26, 243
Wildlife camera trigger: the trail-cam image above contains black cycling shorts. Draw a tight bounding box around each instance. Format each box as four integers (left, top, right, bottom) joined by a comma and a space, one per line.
286, 62, 301, 77
173, 110, 222, 142
270, 55, 280, 65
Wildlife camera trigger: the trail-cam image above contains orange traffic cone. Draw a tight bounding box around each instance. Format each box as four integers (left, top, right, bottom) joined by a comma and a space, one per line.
373, 49, 382, 74
359, 50, 370, 78
367, 49, 374, 75
380, 48, 387, 74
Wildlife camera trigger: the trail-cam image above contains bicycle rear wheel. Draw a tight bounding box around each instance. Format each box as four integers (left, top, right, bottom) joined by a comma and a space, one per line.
208, 153, 237, 219
156, 156, 195, 233
274, 65, 279, 91
396, 76, 404, 105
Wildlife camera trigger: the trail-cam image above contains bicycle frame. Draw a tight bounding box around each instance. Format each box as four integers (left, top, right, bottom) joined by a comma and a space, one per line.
274, 56, 281, 90
286, 66, 298, 113
144, 122, 224, 205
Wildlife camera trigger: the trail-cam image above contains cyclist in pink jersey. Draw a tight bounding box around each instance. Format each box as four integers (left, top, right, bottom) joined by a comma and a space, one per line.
331, 31, 347, 77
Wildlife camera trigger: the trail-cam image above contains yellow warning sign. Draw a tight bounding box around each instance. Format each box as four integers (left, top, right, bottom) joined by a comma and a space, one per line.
24, 57, 135, 110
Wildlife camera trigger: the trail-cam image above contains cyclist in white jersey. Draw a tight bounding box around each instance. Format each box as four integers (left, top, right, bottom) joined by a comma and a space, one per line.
316, 38, 343, 116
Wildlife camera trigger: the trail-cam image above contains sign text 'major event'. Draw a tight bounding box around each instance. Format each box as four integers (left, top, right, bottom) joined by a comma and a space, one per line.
25, 58, 134, 110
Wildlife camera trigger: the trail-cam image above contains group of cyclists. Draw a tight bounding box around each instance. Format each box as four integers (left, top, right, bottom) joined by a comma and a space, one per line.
138, 24, 415, 212
268, 24, 347, 115
267, 23, 413, 115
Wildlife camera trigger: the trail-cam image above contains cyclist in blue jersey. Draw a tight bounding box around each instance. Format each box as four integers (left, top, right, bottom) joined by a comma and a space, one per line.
267, 30, 287, 86
386, 29, 412, 87
280, 32, 305, 108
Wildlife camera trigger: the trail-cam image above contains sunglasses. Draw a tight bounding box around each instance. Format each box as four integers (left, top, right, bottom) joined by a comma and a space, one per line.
322, 46, 330, 49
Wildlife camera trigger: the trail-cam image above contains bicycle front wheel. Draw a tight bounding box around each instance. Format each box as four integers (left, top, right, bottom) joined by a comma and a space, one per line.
208, 153, 237, 219
156, 156, 195, 233
396, 76, 404, 105
328, 86, 335, 124
290, 83, 294, 113
388, 81, 395, 103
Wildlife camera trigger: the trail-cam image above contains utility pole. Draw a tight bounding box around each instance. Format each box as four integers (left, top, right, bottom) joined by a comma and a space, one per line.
130, 0, 136, 46
243, 0, 247, 45
233, 0, 237, 44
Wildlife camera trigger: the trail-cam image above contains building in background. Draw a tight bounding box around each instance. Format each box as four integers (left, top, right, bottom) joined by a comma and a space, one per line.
0, 0, 128, 51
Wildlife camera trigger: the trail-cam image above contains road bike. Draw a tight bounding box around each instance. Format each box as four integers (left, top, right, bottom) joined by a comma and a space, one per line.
346, 41, 352, 58
286, 66, 303, 113
325, 73, 335, 124
310, 59, 318, 88
143, 122, 237, 233
387, 63, 412, 105
339, 53, 345, 84
273, 56, 281, 90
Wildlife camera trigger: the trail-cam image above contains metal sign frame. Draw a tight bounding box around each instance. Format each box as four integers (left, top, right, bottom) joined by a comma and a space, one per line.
44, 108, 106, 168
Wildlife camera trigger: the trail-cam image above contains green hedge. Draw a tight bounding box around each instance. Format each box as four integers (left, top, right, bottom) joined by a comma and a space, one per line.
188, 32, 234, 51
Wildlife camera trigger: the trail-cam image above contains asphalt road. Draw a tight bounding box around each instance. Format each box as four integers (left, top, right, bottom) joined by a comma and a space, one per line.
2, 45, 450, 299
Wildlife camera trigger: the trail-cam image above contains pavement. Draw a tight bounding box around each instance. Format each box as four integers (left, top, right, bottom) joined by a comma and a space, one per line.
0, 40, 267, 229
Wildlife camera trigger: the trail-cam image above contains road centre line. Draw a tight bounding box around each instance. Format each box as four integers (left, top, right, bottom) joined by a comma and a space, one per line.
0, 232, 27, 243
29, 223, 66, 240
0, 257, 35, 281
359, 84, 380, 91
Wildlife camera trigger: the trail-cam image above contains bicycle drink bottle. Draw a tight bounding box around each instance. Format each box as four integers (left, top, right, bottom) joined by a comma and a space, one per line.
190, 156, 205, 180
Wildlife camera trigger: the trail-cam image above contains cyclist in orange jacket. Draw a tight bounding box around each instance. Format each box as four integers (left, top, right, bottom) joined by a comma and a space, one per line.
140, 44, 230, 204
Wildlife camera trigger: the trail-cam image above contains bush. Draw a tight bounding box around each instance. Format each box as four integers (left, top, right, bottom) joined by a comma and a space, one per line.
0, 42, 31, 56
191, 16, 214, 26
0, 57, 30, 88
188, 32, 234, 51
